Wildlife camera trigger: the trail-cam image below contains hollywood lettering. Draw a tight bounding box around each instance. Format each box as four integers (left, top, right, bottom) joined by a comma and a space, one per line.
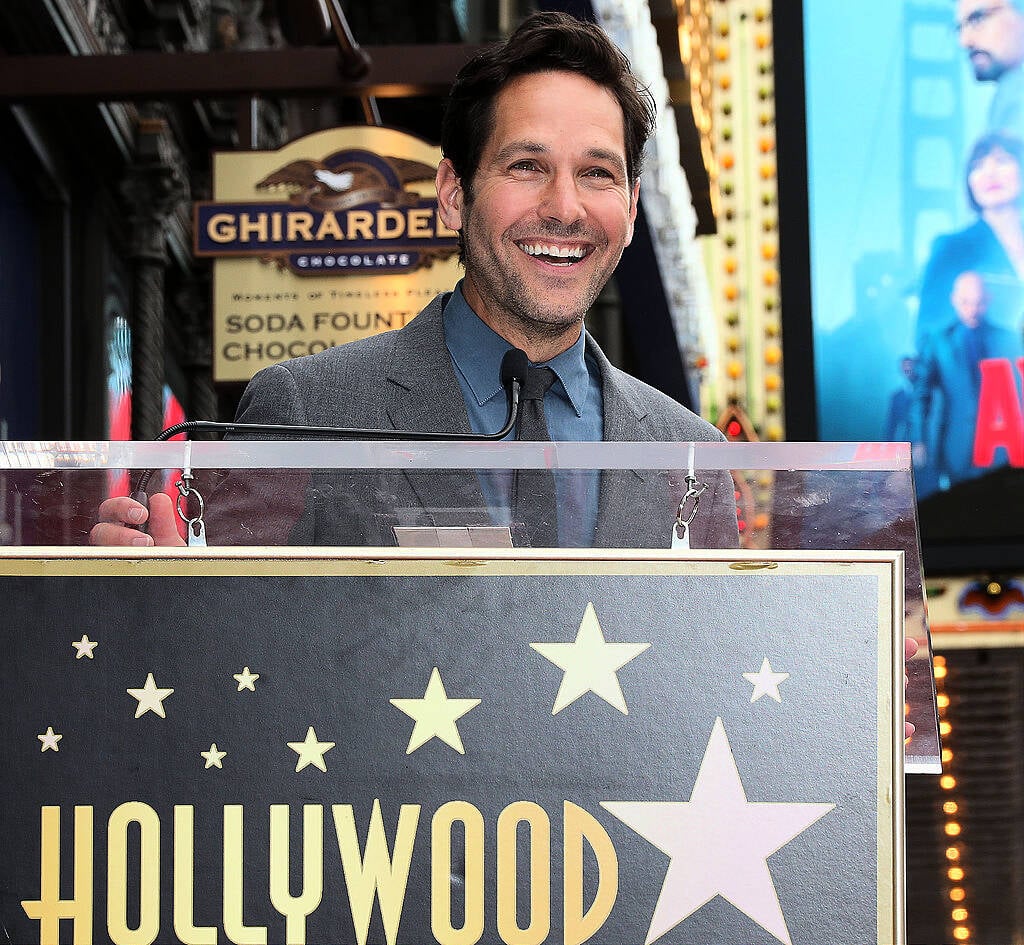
973, 357, 1024, 468
194, 149, 460, 276
22, 800, 618, 945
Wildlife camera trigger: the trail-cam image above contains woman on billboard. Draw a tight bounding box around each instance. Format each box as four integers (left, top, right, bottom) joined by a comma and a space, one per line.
917, 131, 1024, 348
913, 132, 1024, 495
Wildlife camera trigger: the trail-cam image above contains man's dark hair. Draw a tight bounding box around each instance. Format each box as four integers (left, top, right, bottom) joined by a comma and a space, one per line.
441, 11, 656, 195
965, 130, 1024, 212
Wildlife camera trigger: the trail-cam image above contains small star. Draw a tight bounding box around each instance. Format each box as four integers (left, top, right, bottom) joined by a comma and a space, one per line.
37, 727, 63, 752
531, 602, 650, 714
126, 673, 175, 718
233, 666, 260, 692
71, 635, 98, 659
390, 667, 480, 754
201, 744, 227, 769
288, 726, 335, 772
743, 657, 790, 703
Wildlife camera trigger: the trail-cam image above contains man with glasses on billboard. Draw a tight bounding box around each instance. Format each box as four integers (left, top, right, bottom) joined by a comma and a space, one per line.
958, 0, 1024, 133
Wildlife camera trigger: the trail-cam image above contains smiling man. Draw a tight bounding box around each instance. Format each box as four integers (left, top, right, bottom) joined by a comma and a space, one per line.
93, 11, 734, 550
958, 0, 1024, 133
435, 67, 640, 364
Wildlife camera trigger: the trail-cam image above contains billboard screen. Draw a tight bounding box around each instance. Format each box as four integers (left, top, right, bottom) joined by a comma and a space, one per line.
792, 0, 1024, 569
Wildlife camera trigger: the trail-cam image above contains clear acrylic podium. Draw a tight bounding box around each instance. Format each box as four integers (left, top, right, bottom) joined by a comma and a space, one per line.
0, 439, 936, 763
0, 440, 932, 945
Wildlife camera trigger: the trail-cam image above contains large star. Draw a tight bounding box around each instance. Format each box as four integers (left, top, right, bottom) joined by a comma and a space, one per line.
288, 726, 335, 773
602, 718, 834, 945
126, 673, 174, 719
71, 635, 98, 659
530, 602, 650, 714
743, 657, 790, 703
390, 667, 480, 754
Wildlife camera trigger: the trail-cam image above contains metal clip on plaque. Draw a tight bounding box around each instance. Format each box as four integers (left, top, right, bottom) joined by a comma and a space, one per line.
671, 444, 709, 550
175, 444, 207, 547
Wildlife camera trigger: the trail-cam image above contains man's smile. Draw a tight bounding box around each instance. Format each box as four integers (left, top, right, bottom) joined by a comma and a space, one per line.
515, 241, 593, 266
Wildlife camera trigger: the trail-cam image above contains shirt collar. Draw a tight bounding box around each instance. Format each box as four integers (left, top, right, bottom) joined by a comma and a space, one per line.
442, 282, 591, 417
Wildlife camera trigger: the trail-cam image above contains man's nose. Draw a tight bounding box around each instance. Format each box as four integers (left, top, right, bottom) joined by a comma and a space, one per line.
539, 173, 585, 225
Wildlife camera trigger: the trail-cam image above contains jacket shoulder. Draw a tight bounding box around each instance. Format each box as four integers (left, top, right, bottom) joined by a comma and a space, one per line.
598, 354, 725, 442
236, 294, 446, 425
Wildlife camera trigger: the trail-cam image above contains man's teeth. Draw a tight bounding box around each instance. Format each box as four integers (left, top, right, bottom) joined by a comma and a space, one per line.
519, 243, 586, 259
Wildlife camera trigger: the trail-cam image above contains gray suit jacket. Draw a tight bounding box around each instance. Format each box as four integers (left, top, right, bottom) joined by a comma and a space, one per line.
214, 294, 736, 548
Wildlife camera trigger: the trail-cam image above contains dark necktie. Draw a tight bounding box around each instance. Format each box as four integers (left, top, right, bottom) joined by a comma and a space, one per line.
512, 366, 558, 546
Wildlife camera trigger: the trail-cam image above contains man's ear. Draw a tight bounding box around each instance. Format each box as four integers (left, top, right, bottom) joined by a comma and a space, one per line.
435, 158, 465, 232
624, 178, 640, 247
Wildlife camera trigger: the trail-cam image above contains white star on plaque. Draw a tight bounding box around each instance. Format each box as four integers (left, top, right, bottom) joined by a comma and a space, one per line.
126, 673, 174, 719
530, 602, 650, 714
71, 635, 98, 659
201, 744, 227, 769
37, 727, 63, 752
602, 718, 833, 945
233, 666, 260, 692
390, 667, 480, 754
288, 726, 335, 773
743, 657, 790, 703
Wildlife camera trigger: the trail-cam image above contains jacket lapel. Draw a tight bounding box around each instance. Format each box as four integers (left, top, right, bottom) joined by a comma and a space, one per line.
385, 294, 474, 435
382, 294, 489, 529
587, 340, 665, 548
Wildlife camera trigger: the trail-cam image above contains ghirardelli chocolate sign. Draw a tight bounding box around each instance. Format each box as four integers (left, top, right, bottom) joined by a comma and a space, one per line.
196, 128, 463, 382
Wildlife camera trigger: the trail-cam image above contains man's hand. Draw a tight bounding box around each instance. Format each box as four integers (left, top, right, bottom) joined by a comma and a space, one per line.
89, 493, 185, 547
905, 636, 920, 740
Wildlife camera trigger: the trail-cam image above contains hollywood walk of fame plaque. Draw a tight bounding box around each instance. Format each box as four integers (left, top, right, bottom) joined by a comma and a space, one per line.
0, 548, 904, 945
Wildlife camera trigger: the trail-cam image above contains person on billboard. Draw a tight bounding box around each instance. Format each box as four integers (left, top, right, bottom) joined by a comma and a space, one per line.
883, 356, 917, 443
912, 270, 1023, 494
90, 11, 737, 551
958, 0, 1024, 135
916, 132, 1024, 349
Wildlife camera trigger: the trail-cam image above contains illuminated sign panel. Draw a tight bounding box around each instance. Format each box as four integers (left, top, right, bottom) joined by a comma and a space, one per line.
199, 129, 462, 382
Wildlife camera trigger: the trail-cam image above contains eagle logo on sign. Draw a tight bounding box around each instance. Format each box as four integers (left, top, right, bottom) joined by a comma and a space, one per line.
256, 150, 437, 212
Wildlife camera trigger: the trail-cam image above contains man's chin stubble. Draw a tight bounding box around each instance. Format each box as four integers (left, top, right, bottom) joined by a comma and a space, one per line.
970, 53, 1002, 81
508, 303, 587, 338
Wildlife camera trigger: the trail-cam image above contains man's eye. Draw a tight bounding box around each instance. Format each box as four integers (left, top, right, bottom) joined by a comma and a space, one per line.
585, 167, 615, 179
510, 160, 539, 171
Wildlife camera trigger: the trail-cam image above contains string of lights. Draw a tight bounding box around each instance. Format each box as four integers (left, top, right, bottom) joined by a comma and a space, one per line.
935, 654, 973, 943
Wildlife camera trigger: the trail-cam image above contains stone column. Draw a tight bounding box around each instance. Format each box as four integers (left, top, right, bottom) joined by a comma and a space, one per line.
120, 113, 187, 441
176, 275, 218, 432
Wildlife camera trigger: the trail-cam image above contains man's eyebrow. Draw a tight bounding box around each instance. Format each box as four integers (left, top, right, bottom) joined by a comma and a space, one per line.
493, 141, 548, 163
493, 141, 627, 174
584, 147, 627, 174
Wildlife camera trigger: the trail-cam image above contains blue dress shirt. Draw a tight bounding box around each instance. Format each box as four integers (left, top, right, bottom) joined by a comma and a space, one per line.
443, 284, 603, 546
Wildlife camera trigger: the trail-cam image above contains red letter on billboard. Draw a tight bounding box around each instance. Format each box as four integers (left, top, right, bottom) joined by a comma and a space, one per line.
973, 358, 1024, 468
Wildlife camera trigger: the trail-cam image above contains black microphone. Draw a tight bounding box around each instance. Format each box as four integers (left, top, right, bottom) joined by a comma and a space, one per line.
131, 348, 531, 500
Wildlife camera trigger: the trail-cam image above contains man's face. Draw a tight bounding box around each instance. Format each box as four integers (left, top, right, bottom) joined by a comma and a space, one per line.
958, 0, 1024, 81
951, 271, 988, 328
436, 70, 639, 359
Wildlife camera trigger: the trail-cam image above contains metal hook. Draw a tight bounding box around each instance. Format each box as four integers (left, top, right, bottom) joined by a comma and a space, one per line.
674, 475, 709, 539
175, 473, 207, 546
